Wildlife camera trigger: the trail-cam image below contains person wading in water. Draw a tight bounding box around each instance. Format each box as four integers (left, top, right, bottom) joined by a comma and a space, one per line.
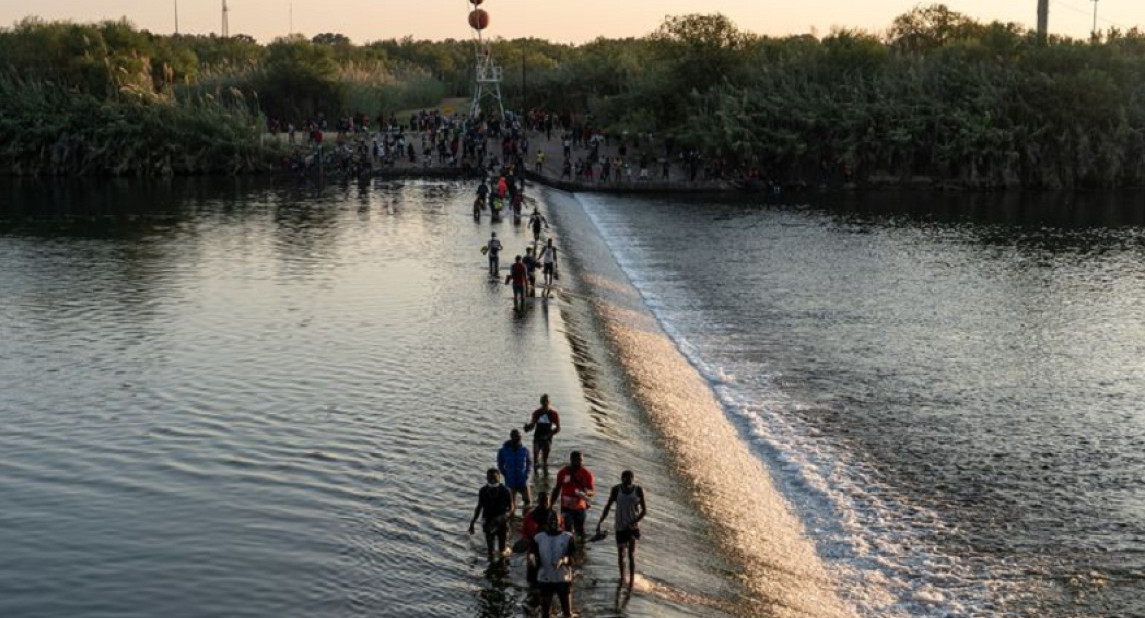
529, 208, 548, 244
552, 450, 595, 539
530, 512, 576, 618
485, 232, 503, 276
468, 468, 513, 560
497, 429, 532, 516
505, 255, 528, 312
596, 470, 647, 586
539, 238, 558, 299
524, 394, 560, 475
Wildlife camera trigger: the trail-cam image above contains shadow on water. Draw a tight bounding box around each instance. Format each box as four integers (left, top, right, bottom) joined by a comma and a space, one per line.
474, 561, 521, 618
710, 189, 1145, 259
789, 189, 1145, 228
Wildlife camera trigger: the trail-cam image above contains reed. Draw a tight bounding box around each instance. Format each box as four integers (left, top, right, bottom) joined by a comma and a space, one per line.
0, 72, 283, 176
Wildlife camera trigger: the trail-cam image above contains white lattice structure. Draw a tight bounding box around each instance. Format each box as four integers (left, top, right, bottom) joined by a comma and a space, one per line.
466, 3, 504, 120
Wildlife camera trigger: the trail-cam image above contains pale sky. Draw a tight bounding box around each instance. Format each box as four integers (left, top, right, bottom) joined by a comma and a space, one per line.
0, 0, 1139, 43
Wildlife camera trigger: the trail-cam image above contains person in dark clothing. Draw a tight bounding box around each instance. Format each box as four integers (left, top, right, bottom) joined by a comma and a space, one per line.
522, 247, 539, 297
468, 468, 513, 560
529, 209, 548, 244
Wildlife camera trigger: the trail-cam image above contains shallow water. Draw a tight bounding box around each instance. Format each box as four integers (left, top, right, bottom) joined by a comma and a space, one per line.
574, 190, 1145, 617
7, 177, 1144, 617
0, 178, 736, 618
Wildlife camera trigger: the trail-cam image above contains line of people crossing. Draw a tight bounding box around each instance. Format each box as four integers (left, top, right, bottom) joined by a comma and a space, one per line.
468, 173, 650, 616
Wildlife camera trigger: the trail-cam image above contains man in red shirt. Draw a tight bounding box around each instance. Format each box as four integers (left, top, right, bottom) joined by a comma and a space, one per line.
551, 451, 595, 538
504, 254, 528, 312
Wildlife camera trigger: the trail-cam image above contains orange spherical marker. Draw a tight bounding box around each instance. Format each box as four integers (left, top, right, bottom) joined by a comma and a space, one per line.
468, 9, 490, 30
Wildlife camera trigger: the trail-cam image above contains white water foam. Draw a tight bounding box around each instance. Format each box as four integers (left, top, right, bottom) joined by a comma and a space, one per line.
575, 193, 1035, 618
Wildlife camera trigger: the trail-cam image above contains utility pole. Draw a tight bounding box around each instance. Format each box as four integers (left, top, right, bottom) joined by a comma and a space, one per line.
1037, 0, 1049, 43
289, 1, 294, 35
222, 0, 230, 38
174, 0, 179, 34
1092, 0, 1100, 37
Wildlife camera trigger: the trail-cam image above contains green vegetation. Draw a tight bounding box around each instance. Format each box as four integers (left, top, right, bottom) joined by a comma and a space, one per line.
508, 8, 1145, 189
0, 19, 449, 176
5, 6, 1145, 186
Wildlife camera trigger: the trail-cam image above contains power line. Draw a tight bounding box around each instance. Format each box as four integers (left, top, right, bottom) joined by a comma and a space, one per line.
1051, 0, 1128, 29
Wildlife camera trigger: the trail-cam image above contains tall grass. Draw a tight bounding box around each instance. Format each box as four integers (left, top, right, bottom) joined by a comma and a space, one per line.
0, 72, 285, 176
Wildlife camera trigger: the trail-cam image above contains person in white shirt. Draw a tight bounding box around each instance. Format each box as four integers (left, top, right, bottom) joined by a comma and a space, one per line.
531, 513, 576, 617
539, 238, 558, 298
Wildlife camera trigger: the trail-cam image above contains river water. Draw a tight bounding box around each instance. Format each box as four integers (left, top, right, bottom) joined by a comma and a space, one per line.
0, 178, 736, 618
1, 179, 1142, 617
567, 190, 1145, 618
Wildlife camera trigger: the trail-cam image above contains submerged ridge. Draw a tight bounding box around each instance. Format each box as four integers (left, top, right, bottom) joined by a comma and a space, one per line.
545, 188, 859, 618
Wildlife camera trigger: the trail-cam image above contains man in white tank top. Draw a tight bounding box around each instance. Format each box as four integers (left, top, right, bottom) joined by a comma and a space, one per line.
596, 470, 646, 586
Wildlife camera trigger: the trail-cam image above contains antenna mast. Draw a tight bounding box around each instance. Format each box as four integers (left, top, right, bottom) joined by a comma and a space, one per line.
466, 0, 504, 120
222, 0, 231, 38
1037, 0, 1049, 43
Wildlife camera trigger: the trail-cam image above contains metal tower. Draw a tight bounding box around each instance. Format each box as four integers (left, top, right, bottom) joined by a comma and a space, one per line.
466, 1, 504, 120
222, 0, 230, 38
1037, 0, 1049, 42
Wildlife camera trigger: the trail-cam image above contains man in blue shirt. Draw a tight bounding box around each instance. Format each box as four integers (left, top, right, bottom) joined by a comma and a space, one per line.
497, 429, 533, 516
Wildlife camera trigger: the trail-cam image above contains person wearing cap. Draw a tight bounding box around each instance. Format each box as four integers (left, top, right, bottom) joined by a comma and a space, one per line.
486, 232, 502, 275
468, 468, 513, 560
596, 470, 647, 586
524, 394, 561, 475
530, 512, 576, 617
552, 451, 595, 538
497, 429, 532, 516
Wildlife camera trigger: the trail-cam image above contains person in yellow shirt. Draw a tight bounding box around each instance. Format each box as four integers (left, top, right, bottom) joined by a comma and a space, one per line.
535, 151, 546, 174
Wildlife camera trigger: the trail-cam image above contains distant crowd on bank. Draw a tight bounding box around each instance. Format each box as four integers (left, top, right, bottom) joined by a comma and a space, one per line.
266, 108, 771, 186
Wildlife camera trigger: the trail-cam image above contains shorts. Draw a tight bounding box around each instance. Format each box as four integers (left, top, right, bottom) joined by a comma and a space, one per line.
538, 581, 571, 596
482, 516, 508, 536
533, 437, 552, 452
616, 528, 641, 545
507, 483, 529, 493
512, 284, 525, 295
543, 263, 554, 275
562, 508, 587, 534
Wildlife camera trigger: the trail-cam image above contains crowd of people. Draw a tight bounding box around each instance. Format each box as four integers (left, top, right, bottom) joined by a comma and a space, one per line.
273, 108, 545, 178
469, 395, 648, 618
269, 107, 762, 185
467, 156, 649, 617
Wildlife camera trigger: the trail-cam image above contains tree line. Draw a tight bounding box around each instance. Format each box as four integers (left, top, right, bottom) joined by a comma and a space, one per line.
3, 5, 1145, 186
